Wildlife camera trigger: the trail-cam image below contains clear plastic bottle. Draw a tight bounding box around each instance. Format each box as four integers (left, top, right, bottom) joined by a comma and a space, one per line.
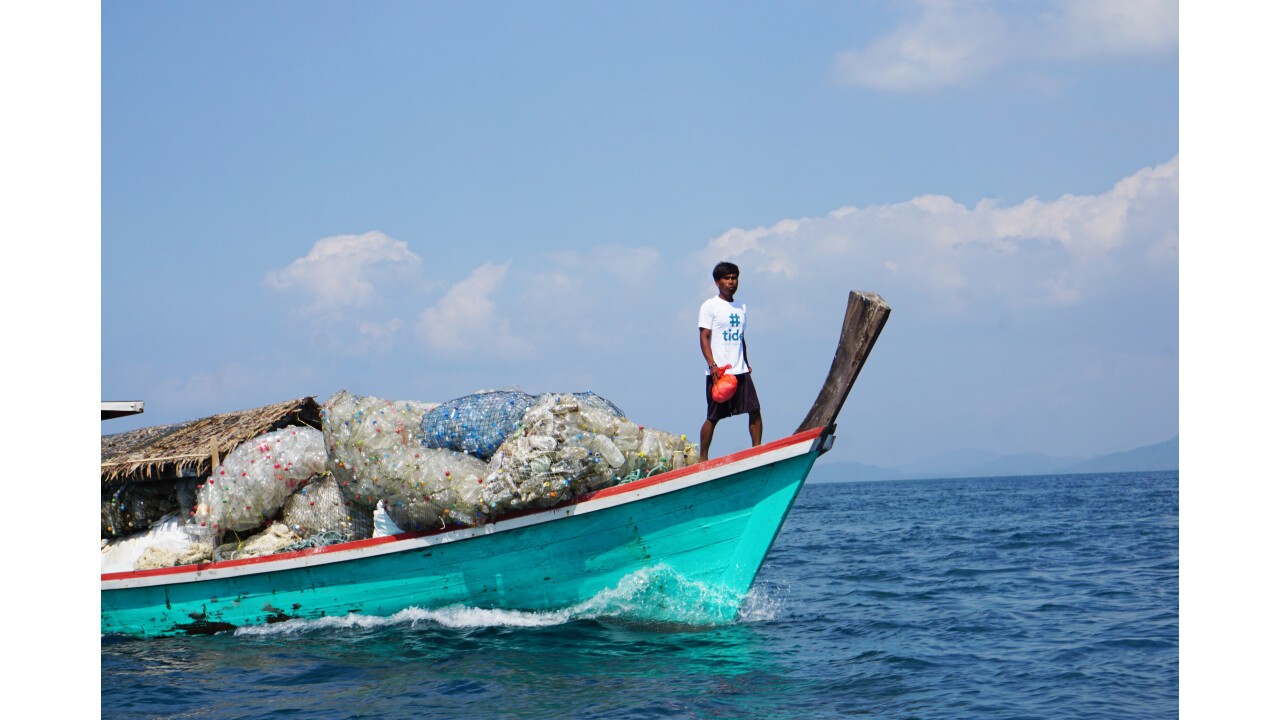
593, 434, 626, 468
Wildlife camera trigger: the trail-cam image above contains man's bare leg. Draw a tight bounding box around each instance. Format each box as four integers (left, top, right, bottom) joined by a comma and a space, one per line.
748, 411, 762, 447
699, 419, 717, 462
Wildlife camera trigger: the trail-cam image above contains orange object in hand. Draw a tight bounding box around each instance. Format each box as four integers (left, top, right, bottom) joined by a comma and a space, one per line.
711, 365, 737, 403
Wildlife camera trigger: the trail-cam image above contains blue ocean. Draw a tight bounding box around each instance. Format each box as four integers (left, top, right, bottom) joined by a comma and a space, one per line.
101, 471, 1178, 719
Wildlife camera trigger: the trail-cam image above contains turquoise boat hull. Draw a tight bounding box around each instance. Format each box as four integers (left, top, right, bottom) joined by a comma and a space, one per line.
102, 429, 825, 637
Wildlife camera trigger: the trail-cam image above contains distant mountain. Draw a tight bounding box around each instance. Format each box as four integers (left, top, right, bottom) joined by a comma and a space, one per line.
1058, 436, 1178, 474
892, 448, 1002, 478
890, 448, 1082, 479
811, 436, 1178, 483
966, 451, 1084, 478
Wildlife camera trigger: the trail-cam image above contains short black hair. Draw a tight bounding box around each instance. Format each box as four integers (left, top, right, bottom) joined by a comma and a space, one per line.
712, 261, 739, 281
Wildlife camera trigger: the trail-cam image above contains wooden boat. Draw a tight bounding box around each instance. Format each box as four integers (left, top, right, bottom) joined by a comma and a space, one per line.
101, 291, 890, 637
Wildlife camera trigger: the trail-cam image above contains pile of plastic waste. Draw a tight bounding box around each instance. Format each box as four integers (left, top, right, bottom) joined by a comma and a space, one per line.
481, 393, 697, 516
102, 387, 696, 573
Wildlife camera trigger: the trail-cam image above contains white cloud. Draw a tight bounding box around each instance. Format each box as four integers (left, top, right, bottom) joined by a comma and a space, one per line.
359, 318, 404, 339
832, 0, 1178, 91
263, 241, 666, 365
698, 155, 1178, 312
417, 262, 530, 357
832, 2, 1010, 91
518, 245, 665, 348
1045, 0, 1179, 58
544, 245, 662, 286
261, 230, 430, 358
353, 318, 406, 356
263, 231, 422, 315
704, 219, 808, 279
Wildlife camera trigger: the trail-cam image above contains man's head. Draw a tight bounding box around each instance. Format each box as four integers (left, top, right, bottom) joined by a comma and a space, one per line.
712, 261, 739, 281
712, 261, 739, 300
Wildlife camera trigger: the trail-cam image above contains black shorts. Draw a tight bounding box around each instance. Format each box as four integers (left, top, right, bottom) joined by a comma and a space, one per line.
706, 371, 761, 422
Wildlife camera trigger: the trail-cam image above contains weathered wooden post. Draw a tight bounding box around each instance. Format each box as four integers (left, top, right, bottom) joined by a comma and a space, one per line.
796, 291, 892, 442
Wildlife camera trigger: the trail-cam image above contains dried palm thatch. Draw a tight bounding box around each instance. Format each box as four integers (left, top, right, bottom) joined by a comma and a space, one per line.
101, 397, 322, 485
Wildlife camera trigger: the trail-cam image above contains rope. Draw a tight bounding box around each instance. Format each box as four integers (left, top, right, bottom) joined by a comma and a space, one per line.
621, 462, 670, 483
279, 530, 349, 553
212, 528, 349, 561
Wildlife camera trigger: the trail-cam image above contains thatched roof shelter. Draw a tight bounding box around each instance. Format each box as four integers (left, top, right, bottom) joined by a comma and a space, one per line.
101, 397, 322, 485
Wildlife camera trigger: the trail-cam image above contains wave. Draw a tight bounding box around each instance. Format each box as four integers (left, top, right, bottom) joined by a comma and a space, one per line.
234, 565, 784, 637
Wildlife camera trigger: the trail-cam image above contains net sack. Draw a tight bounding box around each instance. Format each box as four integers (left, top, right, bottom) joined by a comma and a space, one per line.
101, 478, 201, 539
190, 426, 328, 535
321, 389, 440, 507
279, 475, 374, 541
102, 482, 179, 539
480, 393, 695, 516
380, 448, 490, 531
420, 390, 537, 460
571, 390, 626, 418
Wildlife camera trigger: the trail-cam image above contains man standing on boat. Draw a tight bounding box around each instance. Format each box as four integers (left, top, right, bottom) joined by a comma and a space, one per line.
698, 261, 763, 462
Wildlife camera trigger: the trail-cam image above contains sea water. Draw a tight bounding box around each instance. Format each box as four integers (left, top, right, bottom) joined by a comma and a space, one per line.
101, 471, 1178, 719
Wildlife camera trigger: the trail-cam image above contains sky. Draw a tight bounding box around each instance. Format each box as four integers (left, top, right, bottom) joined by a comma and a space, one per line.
94, 0, 1179, 468
5, 2, 1280, 713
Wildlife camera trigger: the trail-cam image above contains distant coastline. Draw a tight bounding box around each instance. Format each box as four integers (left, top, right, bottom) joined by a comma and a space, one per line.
811, 436, 1179, 483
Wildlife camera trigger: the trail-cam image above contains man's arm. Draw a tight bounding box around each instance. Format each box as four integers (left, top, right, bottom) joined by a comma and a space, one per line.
700, 328, 722, 380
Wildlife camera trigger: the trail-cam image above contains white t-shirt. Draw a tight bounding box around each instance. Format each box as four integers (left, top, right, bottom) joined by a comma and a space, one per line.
699, 296, 750, 375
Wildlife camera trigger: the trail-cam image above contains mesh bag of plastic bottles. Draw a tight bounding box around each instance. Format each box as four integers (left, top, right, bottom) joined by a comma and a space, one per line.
101, 478, 202, 539
480, 393, 696, 516
379, 448, 490, 531
321, 389, 441, 508
279, 474, 375, 541
635, 427, 700, 473
322, 389, 485, 529
571, 390, 626, 418
419, 390, 538, 461
101, 481, 179, 539
190, 426, 328, 536
559, 392, 696, 477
